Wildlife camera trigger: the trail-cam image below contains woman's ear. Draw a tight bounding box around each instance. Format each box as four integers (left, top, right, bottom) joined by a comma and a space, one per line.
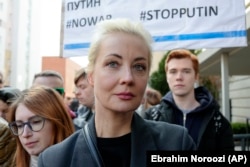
87, 72, 94, 86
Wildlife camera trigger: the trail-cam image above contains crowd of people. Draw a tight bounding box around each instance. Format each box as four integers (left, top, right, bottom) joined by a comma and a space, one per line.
0, 18, 235, 167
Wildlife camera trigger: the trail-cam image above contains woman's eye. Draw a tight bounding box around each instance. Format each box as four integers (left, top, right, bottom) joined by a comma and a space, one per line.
107, 61, 118, 68
134, 64, 146, 71
16, 124, 23, 128
30, 118, 43, 125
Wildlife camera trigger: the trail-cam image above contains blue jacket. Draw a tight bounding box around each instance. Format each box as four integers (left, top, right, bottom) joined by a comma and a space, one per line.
38, 113, 196, 167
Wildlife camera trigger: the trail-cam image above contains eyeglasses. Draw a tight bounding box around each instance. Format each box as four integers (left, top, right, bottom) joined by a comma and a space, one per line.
9, 116, 46, 136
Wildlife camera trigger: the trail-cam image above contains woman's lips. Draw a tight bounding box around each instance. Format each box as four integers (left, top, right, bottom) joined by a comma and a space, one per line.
116, 92, 134, 100
25, 141, 38, 148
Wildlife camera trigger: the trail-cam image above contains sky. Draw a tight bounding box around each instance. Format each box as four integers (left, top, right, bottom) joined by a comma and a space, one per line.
40, 0, 88, 67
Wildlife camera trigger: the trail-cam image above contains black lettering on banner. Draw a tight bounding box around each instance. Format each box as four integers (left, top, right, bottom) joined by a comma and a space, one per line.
161, 9, 170, 19
66, 15, 112, 29
172, 9, 178, 18
66, 0, 101, 11
140, 6, 218, 21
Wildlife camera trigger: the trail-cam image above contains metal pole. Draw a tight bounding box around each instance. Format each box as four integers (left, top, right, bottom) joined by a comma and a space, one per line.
221, 53, 230, 120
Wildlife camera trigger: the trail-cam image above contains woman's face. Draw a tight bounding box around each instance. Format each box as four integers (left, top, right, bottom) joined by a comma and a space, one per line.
89, 32, 150, 113
15, 103, 54, 156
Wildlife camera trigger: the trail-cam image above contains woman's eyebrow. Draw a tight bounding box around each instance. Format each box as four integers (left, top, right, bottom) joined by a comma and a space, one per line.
105, 53, 122, 59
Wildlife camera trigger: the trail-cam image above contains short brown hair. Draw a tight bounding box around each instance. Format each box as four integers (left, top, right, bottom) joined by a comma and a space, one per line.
74, 68, 87, 85
165, 49, 199, 75
33, 70, 64, 83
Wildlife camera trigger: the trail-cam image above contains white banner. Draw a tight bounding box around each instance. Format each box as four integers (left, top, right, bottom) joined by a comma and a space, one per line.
63, 0, 247, 57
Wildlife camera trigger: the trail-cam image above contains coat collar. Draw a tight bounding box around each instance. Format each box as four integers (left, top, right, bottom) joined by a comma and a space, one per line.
86, 112, 158, 167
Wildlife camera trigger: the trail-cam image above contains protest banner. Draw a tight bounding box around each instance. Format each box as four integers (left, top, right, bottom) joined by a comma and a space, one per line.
63, 0, 247, 57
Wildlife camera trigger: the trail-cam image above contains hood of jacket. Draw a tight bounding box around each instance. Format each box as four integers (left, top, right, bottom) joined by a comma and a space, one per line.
162, 86, 218, 113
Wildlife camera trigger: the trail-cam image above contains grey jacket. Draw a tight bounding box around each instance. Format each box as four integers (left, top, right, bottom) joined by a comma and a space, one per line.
73, 106, 93, 130
38, 113, 196, 167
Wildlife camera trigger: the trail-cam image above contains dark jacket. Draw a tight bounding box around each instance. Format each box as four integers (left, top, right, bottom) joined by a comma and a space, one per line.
145, 86, 235, 150
73, 106, 93, 130
38, 113, 196, 167
0, 87, 21, 104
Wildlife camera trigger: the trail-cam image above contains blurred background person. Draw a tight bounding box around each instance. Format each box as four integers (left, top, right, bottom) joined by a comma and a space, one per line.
136, 87, 162, 118
0, 71, 4, 88
32, 70, 76, 119
0, 87, 21, 167
0, 117, 16, 167
73, 68, 94, 130
68, 98, 79, 113
0, 87, 22, 120
8, 86, 75, 167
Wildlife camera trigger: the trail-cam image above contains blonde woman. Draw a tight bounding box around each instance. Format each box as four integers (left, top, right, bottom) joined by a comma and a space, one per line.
38, 19, 195, 167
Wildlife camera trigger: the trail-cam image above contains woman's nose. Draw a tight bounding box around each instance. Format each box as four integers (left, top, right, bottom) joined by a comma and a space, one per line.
120, 68, 134, 85
22, 124, 33, 137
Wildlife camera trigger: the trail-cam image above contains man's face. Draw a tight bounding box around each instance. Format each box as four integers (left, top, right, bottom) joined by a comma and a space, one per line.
166, 58, 198, 97
74, 77, 94, 108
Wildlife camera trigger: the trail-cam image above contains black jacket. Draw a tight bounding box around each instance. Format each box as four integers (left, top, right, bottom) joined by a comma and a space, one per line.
38, 113, 196, 167
145, 86, 234, 150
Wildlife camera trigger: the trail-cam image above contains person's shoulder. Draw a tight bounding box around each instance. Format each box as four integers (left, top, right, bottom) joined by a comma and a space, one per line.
143, 119, 190, 140
144, 119, 196, 150
41, 130, 82, 156
145, 119, 186, 133
38, 130, 83, 166
145, 102, 170, 120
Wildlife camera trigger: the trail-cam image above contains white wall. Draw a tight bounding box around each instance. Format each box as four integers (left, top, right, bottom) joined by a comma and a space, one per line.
230, 76, 250, 123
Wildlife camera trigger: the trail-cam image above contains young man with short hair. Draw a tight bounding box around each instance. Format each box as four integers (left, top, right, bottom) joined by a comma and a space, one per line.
73, 68, 94, 129
145, 49, 234, 150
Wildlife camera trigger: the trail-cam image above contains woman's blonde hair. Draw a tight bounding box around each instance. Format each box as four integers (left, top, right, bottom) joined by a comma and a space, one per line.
86, 18, 153, 73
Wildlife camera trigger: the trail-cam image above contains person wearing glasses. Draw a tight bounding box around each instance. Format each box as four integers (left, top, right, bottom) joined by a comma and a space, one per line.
38, 19, 196, 167
32, 70, 76, 119
8, 86, 75, 167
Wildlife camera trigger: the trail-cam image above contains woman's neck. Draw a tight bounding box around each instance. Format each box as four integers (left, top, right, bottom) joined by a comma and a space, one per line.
95, 110, 133, 138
